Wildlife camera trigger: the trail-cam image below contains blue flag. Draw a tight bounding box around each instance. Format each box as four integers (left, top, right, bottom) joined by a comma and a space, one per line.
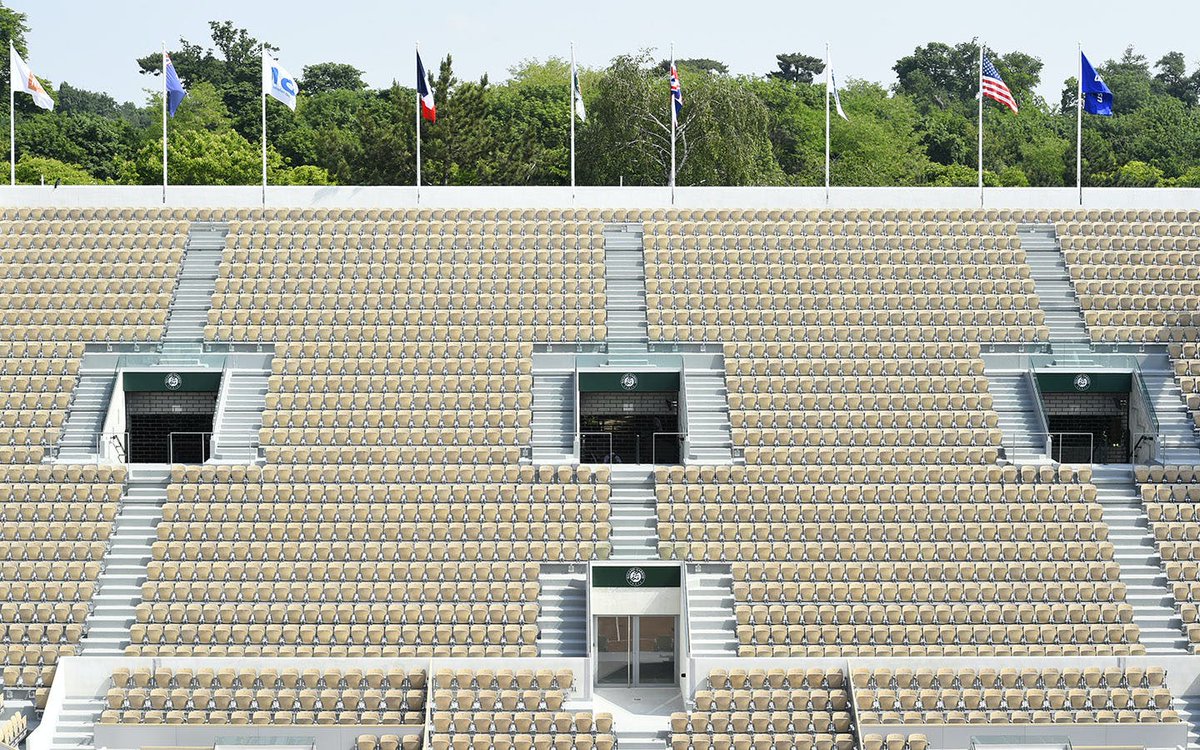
165, 53, 186, 117
1080, 52, 1112, 116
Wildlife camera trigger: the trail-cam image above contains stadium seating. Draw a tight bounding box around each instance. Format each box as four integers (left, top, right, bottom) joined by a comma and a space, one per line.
1056, 216, 1200, 344
657, 463, 1135, 656
851, 666, 1179, 725
98, 665, 426, 726
428, 668, 612, 750
674, 668, 855, 750
0, 710, 26, 747
1171, 344, 1200, 429
0, 212, 185, 462
130, 463, 610, 656
1138, 465, 1200, 652
0, 464, 126, 703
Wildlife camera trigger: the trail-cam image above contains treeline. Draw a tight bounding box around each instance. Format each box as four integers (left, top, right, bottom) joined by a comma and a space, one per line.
3, 10, 1200, 188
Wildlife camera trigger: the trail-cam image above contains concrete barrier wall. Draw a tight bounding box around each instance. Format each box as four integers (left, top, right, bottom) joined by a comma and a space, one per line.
857, 722, 1189, 750
2, 185, 1200, 209
92, 724, 423, 750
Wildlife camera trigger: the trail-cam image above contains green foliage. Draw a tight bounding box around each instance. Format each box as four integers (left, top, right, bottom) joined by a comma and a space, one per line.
769, 53, 824, 84
5, 15, 1200, 188
301, 63, 367, 95
16, 155, 103, 185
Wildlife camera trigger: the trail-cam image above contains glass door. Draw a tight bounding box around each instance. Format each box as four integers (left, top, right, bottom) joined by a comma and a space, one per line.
637, 616, 676, 685
595, 616, 677, 686
595, 616, 632, 685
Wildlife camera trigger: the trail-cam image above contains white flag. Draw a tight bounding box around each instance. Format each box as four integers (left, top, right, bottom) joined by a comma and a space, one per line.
573, 69, 586, 122
10, 47, 54, 110
829, 64, 848, 121
263, 53, 299, 110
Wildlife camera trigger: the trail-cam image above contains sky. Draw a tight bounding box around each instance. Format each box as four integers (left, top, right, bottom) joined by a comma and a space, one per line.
9, 0, 1199, 106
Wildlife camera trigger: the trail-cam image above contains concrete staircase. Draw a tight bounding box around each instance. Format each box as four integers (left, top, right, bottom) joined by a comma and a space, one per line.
1140, 360, 1200, 464
79, 465, 169, 655
46, 696, 105, 750
604, 224, 649, 357
55, 371, 116, 461
161, 221, 226, 351
608, 466, 659, 560
211, 369, 269, 463
683, 356, 736, 464
1092, 465, 1188, 654
1019, 224, 1091, 352
1172, 695, 1200, 750
530, 365, 576, 463
536, 564, 587, 657
986, 373, 1048, 463
610, 728, 668, 750
687, 563, 738, 656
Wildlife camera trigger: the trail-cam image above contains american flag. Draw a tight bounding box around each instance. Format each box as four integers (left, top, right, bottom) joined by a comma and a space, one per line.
670, 62, 683, 117
982, 54, 1018, 114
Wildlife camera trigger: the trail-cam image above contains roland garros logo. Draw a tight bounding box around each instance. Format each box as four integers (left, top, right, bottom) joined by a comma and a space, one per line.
625, 567, 646, 587
620, 373, 638, 391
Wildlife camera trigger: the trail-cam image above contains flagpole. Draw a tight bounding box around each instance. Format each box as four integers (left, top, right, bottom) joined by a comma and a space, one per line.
1076, 42, 1083, 207
669, 42, 676, 206
162, 42, 168, 205
261, 45, 268, 208
415, 42, 422, 206
977, 40, 984, 209
570, 42, 576, 203
824, 43, 831, 206
9, 42, 15, 187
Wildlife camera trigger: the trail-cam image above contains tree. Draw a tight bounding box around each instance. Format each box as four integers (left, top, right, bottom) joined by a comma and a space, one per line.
301, 63, 367, 95
658, 58, 729, 76
769, 53, 824, 84
15, 155, 102, 185
579, 53, 780, 186
1153, 52, 1199, 107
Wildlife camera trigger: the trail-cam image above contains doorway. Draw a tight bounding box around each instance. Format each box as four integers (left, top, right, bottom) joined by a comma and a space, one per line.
595, 615, 676, 686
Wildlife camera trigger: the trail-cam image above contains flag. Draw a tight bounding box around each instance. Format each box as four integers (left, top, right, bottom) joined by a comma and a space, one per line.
263, 53, 298, 110
1080, 52, 1113, 116
829, 64, 848, 121
981, 54, 1018, 114
417, 51, 436, 122
669, 60, 682, 116
9, 47, 53, 110
573, 68, 586, 122
164, 52, 186, 117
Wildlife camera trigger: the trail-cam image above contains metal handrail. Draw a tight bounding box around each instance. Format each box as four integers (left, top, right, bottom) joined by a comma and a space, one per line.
1133, 367, 1160, 435
578, 431, 615, 466
652, 431, 687, 465
168, 431, 214, 464
1040, 431, 1096, 463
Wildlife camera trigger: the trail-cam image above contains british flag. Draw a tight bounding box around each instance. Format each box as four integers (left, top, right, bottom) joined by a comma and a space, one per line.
982, 54, 1018, 114
670, 62, 683, 116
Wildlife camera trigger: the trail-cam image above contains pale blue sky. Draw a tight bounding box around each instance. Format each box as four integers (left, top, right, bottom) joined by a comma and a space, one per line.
10, 0, 1198, 106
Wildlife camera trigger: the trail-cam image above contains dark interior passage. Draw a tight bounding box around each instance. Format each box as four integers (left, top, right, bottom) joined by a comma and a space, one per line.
126, 390, 218, 463
580, 390, 680, 464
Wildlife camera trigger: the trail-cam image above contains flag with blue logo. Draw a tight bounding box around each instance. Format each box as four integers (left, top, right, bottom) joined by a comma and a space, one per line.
669, 61, 682, 117
263, 53, 299, 111
164, 53, 186, 117
1080, 52, 1112, 116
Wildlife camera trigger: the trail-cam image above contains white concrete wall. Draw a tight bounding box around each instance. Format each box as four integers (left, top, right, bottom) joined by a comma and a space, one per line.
3, 185, 1200, 210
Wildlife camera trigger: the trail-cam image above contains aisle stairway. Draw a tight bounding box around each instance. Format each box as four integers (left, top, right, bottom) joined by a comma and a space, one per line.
609, 466, 659, 560
1092, 465, 1188, 654
79, 466, 169, 655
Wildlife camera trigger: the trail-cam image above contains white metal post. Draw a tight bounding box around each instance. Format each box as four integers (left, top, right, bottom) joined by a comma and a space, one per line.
824, 42, 831, 205
261, 46, 268, 208
161, 42, 168, 204
570, 42, 577, 201
416, 42, 422, 205
1077, 42, 1083, 207
977, 41, 984, 208
669, 42, 676, 205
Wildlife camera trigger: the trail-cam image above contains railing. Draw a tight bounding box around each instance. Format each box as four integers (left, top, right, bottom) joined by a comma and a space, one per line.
578, 431, 614, 465
1041, 431, 1096, 464
168, 431, 214, 464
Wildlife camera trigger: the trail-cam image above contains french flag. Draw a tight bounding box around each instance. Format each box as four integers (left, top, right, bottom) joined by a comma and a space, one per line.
417, 51, 436, 122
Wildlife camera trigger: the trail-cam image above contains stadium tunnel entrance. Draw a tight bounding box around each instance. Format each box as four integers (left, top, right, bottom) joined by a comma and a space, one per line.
118, 371, 220, 464
1036, 370, 1156, 464
578, 371, 681, 465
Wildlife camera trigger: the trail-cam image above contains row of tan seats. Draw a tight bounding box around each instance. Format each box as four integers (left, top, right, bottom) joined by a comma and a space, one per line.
1170, 344, 1200, 426
430, 669, 609, 750
852, 667, 1178, 725
678, 669, 855, 750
